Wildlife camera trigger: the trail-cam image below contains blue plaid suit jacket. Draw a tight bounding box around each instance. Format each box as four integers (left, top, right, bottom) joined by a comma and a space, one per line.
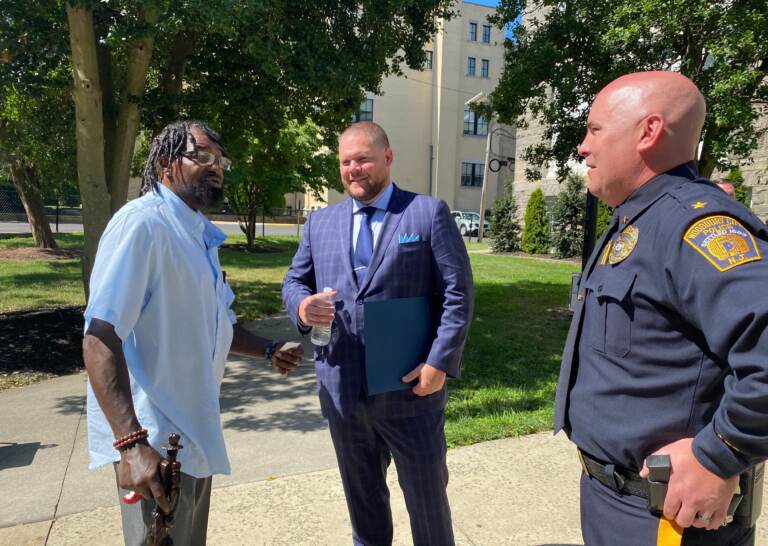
282, 184, 474, 419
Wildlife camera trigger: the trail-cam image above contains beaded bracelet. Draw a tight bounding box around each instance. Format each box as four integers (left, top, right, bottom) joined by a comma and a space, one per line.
113, 429, 149, 451
264, 340, 279, 362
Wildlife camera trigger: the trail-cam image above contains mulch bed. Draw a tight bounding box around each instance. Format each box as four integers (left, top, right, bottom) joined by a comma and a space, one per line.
222, 242, 285, 253
0, 306, 85, 375
0, 247, 82, 261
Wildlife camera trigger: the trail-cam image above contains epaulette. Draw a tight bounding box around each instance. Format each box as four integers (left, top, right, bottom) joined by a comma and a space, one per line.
666, 178, 741, 219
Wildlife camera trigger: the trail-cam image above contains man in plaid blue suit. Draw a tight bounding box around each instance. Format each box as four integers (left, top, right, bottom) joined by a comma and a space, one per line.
282, 122, 474, 545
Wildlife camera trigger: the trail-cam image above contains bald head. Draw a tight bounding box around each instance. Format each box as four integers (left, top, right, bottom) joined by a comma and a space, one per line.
339, 121, 390, 150
599, 71, 706, 163
578, 71, 707, 206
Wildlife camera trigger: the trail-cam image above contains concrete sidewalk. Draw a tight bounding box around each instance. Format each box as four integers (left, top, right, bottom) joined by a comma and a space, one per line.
1, 314, 766, 545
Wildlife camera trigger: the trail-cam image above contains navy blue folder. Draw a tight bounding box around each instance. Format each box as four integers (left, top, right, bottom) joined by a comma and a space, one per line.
363, 296, 433, 395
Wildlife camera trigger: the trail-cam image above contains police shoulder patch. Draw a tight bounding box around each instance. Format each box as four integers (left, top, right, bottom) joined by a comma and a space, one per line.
683, 215, 761, 272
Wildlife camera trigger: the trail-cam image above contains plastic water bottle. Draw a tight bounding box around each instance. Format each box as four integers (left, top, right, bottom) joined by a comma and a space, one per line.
310, 287, 334, 346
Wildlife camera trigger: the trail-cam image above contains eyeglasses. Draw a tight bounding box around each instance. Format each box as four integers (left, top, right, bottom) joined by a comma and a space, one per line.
181, 150, 232, 172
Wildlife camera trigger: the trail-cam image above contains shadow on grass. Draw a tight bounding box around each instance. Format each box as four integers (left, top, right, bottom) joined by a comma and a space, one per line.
1, 259, 81, 281
228, 279, 286, 321
221, 236, 298, 255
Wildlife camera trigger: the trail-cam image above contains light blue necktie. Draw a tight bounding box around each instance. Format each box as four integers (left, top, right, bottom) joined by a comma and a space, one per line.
353, 206, 375, 285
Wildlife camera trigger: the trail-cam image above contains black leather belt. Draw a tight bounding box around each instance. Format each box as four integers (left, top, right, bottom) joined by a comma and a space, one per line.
578, 449, 650, 499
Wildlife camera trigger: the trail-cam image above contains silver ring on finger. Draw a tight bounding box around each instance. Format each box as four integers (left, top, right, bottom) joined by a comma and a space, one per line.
694, 513, 712, 524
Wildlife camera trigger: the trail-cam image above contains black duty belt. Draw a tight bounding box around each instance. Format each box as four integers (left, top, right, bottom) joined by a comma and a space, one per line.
578, 448, 649, 499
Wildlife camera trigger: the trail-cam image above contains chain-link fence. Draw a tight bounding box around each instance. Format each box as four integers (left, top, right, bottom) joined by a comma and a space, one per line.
0, 188, 24, 214
1, 185, 311, 237
217, 205, 308, 238
0, 187, 82, 231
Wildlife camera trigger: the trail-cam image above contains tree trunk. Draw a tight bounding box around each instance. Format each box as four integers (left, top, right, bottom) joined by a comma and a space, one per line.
96, 41, 116, 193
246, 212, 256, 250
698, 149, 717, 179
66, 5, 112, 294
152, 32, 193, 130
698, 125, 718, 179
108, 6, 159, 213
9, 160, 58, 249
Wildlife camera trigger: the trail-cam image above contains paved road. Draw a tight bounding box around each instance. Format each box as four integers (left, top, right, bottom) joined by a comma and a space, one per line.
0, 221, 303, 238
0, 221, 490, 244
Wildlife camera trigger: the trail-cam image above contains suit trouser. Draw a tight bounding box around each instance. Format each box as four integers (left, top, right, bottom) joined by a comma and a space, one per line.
114, 464, 212, 546
327, 404, 455, 546
580, 473, 755, 546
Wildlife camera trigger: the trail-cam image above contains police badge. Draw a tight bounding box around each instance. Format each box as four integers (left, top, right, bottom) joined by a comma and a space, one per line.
608, 225, 639, 265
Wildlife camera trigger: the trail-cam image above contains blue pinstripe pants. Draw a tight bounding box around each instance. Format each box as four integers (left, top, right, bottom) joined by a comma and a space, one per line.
327, 404, 455, 546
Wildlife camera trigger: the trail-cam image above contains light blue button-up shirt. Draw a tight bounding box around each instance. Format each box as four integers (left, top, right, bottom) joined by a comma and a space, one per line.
351, 181, 394, 253
84, 183, 236, 478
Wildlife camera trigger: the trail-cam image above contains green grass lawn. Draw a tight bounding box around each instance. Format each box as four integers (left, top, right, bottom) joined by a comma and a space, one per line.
0, 231, 579, 445
0, 234, 86, 313
464, 241, 490, 252
220, 235, 299, 319
445, 254, 579, 446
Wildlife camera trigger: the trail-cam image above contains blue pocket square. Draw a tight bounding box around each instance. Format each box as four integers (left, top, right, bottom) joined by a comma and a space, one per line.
398, 233, 421, 244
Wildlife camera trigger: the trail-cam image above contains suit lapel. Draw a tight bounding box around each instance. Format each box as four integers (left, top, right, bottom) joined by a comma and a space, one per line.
356, 184, 407, 296
340, 199, 356, 286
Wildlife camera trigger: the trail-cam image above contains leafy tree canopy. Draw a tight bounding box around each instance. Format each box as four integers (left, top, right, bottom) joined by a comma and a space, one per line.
0, 1, 77, 198
487, 0, 768, 181
226, 119, 340, 248
1, 0, 454, 283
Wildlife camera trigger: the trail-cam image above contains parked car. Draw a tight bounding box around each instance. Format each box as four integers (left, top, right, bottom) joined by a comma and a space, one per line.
451, 210, 490, 236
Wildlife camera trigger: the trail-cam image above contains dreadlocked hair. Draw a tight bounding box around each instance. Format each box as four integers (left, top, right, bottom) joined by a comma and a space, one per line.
141, 120, 227, 194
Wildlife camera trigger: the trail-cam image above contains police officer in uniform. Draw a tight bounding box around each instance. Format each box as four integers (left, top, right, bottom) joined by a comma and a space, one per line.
554, 71, 768, 545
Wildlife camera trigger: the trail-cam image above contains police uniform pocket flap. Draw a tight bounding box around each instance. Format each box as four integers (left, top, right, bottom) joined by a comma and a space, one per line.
595, 269, 636, 302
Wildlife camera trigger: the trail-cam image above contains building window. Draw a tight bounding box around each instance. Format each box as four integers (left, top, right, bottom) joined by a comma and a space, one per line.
469, 22, 477, 41
482, 24, 491, 43
467, 57, 476, 77
463, 107, 489, 136
424, 50, 433, 70
461, 162, 484, 187
481, 59, 489, 78
352, 98, 374, 122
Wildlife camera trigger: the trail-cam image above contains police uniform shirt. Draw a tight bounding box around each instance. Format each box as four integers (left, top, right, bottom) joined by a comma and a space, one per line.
564, 162, 768, 479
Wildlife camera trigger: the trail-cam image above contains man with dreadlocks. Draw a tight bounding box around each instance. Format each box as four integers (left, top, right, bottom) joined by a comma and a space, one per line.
82, 120, 303, 545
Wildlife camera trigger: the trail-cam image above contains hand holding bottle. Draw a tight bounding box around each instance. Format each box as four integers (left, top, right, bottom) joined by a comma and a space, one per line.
298, 287, 336, 346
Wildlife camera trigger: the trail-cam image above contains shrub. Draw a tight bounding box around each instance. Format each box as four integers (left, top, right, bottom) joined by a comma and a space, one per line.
596, 199, 613, 237
551, 175, 585, 258
726, 167, 751, 208
490, 179, 521, 253
522, 188, 550, 254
